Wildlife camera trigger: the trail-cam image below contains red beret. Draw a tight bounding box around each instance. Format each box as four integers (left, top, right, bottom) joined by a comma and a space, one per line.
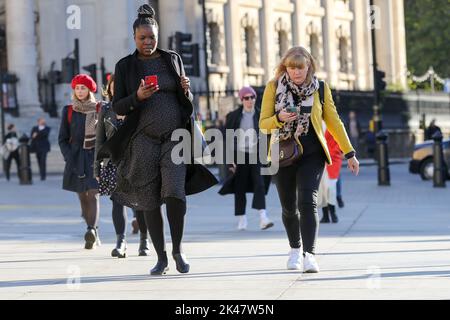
71, 74, 97, 93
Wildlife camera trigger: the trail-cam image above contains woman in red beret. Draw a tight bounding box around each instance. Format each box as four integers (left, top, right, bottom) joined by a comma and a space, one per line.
59, 73, 102, 250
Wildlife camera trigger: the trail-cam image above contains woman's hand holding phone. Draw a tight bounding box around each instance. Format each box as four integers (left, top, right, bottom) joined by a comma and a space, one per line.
137, 78, 159, 101
278, 107, 298, 123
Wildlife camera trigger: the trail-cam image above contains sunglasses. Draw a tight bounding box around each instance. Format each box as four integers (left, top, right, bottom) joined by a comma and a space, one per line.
242, 95, 256, 101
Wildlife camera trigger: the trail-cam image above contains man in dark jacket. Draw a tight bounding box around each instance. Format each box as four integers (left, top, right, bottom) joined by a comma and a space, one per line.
30, 118, 51, 180
219, 86, 273, 231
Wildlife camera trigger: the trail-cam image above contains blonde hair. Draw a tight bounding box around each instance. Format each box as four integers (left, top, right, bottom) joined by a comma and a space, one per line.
71, 90, 96, 103
102, 74, 115, 102
273, 46, 317, 84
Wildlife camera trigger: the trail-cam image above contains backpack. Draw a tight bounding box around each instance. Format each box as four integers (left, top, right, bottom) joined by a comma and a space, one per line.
5, 137, 19, 152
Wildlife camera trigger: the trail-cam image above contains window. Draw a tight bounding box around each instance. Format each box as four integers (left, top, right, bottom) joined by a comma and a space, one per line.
208, 22, 221, 65
339, 37, 349, 72
310, 33, 320, 66
277, 30, 289, 60
244, 27, 257, 67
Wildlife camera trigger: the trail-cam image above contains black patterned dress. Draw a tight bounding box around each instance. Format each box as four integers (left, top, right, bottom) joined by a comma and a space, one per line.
112, 55, 187, 211
98, 118, 124, 196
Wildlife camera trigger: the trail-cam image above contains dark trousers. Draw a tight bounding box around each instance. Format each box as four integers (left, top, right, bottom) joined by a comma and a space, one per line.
234, 153, 266, 216
36, 151, 48, 180
4, 151, 20, 180
274, 150, 326, 254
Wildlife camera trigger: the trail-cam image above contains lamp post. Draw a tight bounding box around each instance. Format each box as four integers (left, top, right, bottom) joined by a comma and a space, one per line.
369, 0, 382, 133
200, 0, 211, 118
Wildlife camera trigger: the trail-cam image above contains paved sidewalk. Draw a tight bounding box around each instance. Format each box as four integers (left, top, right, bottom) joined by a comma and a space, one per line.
0, 163, 449, 300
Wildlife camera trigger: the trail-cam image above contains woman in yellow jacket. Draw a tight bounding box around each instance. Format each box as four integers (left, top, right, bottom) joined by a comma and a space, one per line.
260, 46, 359, 273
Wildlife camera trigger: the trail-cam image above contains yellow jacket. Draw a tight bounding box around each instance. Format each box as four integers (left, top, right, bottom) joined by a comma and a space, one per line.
259, 80, 354, 164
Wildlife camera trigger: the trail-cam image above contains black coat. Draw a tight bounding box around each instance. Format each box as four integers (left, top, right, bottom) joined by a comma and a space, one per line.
94, 102, 120, 177
30, 126, 51, 153
59, 106, 98, 193
218, 106, 271, 195
99, 48, 217, 196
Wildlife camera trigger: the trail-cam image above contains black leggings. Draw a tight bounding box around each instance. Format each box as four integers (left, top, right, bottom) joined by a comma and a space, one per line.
274, 150, 326, 254
142, 197, 186, 261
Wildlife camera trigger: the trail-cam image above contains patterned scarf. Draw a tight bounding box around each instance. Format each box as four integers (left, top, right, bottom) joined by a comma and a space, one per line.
275, 72, 319, 140
72, 98, 98, 150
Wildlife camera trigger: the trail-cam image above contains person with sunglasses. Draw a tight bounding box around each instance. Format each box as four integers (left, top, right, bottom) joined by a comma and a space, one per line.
220, 86, 273, 231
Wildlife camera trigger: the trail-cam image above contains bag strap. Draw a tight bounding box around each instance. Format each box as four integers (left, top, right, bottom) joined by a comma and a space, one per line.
67, 105, 73, 124
318, 80, 325, 110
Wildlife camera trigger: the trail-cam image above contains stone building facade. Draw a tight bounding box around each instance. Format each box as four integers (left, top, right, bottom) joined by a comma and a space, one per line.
0, 0, 408, 119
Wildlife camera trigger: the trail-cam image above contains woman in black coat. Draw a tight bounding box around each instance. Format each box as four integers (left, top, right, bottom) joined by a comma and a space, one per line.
94, 74, 150, 258
59, 74, 101, 250
106, 5, 217, 275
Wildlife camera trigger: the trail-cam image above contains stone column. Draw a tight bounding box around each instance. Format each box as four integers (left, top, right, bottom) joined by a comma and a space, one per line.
374, 0, 395, 85
292, 0, 308, 47
6, 0, 41, 116
351, 0, 372, 90
157, 0, 188, 50
322, 0, 338, 85
260, 0, 275, 84
224, 0, 243, 90
392, 0, 408, 90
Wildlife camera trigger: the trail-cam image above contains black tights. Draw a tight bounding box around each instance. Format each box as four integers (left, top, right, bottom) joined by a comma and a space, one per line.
113, 203, 148, 238
143, 197, 186, 261
112, 200, 126, 235
77, 190, 99, 228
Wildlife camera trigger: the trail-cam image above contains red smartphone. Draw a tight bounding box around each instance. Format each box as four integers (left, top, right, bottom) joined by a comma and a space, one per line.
145, 75, 158, 86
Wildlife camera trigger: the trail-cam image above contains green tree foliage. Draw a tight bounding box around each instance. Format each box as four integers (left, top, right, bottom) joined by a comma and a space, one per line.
404, 0, 450, 77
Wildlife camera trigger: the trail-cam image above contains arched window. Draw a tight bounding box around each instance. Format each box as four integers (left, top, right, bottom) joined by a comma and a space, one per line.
310, 33, 320, 66
277, 30, 289, 60
244, 27, 257, 67
339, 37, 349, 72
208, 22, 221, 65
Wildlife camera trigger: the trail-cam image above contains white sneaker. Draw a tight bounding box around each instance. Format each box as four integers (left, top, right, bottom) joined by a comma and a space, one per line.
303, 252, 320, 273
237, 216, 247, 230
260, 217, 274, 230
287, 248, 303, 270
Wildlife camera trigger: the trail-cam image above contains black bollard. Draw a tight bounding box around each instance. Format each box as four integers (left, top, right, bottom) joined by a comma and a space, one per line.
18, 134, 32, 185
376, 130, 390, 186
432, 131, 446, 188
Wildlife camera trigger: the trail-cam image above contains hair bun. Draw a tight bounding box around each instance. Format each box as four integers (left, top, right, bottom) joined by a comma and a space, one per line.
137, 4, 155, 19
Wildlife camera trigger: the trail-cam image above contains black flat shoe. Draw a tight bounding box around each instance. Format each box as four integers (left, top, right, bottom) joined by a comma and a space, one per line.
111, 235, 127, 258
150, 260, 169, 275
173, 253, 190, 274
138, 239, 150, 256
84, 228, 96, 249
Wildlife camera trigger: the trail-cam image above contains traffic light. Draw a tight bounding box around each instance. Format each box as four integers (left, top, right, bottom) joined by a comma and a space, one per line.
61, 57, 76, 83
82, 63, 97, 84
174, 32, 200, 77
375, 69, 387, 91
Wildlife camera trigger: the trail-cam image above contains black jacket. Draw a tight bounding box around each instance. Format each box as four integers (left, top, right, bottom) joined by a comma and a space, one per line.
94, 102, 119, 177
30, 126, 51, 153
218, 106, 271, 195
224, 106, 263, 163
99, 48, 217, 196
